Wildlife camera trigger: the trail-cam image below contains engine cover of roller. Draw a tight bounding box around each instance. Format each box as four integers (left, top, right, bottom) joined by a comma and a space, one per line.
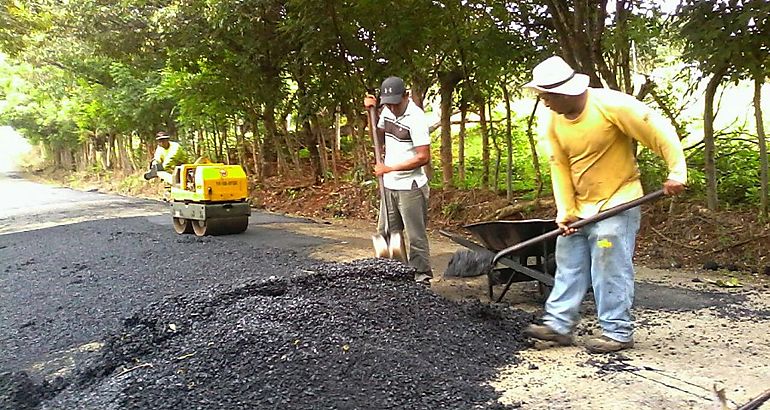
167, 161, 251, 236
170, 163, 249, 203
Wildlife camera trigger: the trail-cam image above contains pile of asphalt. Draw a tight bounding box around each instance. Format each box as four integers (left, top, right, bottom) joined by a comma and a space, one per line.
10, 258, 532, 409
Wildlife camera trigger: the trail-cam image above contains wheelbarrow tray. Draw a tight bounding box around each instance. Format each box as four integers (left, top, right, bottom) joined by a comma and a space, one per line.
441, 219, 558, 302
463, 219, 558, 255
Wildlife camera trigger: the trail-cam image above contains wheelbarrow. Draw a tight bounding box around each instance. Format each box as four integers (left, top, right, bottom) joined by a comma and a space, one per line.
440, 190, 667, 303
440, 219, 558, 302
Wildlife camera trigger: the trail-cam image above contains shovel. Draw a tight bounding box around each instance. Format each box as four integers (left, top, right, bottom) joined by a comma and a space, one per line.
444, 189, 666, 278
367, 105, 407, 261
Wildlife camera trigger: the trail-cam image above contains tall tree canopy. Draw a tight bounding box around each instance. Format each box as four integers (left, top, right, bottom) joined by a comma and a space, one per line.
1, 0, 768, 212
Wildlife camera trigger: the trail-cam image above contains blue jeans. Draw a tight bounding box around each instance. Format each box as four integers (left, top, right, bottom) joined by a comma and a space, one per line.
543, 207, 641, 342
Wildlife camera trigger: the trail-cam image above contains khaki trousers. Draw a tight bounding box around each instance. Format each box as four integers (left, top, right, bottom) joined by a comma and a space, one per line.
377, 182, 431, 273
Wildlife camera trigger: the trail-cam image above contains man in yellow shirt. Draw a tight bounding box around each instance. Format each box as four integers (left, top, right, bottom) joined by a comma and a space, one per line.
522, 56, 687, 353
143, 131, 188, 184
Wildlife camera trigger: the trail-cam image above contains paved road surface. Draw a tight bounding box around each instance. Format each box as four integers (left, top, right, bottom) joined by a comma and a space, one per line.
0, 171, 328, 374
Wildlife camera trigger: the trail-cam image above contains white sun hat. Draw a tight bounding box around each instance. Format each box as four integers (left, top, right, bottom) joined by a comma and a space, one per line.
523, 56, 590, 96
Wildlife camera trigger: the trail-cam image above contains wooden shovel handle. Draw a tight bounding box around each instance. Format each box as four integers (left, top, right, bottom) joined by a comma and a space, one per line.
367, 106, 384, 166
492, 189, 665, 265
366, 105, 391, 234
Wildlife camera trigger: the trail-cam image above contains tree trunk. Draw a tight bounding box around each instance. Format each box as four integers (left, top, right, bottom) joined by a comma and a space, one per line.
251, 118, 262, 181
703, 65, 728, 211
262, 105, 279, 178
106, 132, 114, 170
616, 0, 633, 94
235, 120, 247, 170
316, 118, 329, 180
438, 70, 463, 187
527, 98, 544, 198
207, 127, 216, 161
501, 80, 513, 202
117, 134, 132, 173
546, 0, 615, 89
208, 128, 219, 162
223, 125, 231, 165
346, 107, 370, 182
303, 119, 322, 184
62, 147, 74, 171
332, 107, 340, 183
489, 101, 501, 192
197, 129, 204, 159
127, 134, 140, 171
283, 131, 301, 176
79, 144, 88, 171
755, 74, 768, 219
279, 113, 302, 176
410, 75, 430, 109
458, 97, 467, 186
198, 129, 207, 159
477, 98, 490, 190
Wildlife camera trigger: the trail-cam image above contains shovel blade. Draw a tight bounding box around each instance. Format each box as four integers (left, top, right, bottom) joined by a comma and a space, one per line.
388, 231, 407, 262
372, 234, 390, 258
372, 232, 408, 262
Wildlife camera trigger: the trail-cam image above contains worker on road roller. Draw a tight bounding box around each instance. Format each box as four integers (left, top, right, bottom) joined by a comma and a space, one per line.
143, 131, 189, 184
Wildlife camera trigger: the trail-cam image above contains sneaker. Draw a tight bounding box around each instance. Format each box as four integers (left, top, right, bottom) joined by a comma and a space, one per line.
523, 324, 573, 346
585, 336, 634, 353
414, 271, 433, 284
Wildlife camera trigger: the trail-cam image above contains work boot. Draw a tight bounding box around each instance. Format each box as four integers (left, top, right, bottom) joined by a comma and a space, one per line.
524, 324, 573, 346
585, 336, 634, 354
143, 168, 157, 180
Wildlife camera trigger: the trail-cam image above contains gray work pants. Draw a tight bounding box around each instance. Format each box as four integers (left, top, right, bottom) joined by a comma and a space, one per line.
377, 183, 431, 273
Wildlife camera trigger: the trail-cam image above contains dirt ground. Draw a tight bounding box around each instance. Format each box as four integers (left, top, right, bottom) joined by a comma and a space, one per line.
23, 169, 770, 409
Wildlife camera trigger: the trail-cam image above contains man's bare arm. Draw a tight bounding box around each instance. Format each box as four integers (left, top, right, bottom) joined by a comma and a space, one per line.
374, 145, 430, 176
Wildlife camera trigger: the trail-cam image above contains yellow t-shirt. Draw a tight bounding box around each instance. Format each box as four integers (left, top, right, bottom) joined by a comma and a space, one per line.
546, 88, 687, 223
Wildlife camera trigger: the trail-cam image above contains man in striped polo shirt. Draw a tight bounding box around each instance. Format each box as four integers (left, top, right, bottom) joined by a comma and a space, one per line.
364, 76, 433, 283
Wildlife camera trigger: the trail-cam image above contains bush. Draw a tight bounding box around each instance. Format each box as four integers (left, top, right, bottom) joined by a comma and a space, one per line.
638, 134, 765, 207
429, 118, 550, 197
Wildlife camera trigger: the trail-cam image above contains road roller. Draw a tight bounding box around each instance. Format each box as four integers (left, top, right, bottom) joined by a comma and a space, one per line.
168, 161, 251, 236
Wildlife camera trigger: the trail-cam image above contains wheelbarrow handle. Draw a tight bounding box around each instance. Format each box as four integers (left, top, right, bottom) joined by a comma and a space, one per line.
491, 189, 665, 265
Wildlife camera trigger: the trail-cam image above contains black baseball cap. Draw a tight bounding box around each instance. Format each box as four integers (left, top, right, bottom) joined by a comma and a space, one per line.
379, 76, 406, 105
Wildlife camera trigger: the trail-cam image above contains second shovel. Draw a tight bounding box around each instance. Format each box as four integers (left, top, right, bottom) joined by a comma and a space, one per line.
367, 105, 407, 261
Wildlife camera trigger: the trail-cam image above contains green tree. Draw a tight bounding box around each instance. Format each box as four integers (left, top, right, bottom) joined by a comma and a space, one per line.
678, 0, 769, 211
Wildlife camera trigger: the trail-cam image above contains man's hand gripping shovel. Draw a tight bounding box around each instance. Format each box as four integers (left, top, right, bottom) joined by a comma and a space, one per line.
366, 103, 407, 261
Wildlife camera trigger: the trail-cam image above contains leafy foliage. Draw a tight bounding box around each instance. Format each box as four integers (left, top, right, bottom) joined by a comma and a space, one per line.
0, 0, 767, 210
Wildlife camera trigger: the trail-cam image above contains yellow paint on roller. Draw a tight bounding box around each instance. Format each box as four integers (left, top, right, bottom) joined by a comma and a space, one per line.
597, 239, 613, 248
